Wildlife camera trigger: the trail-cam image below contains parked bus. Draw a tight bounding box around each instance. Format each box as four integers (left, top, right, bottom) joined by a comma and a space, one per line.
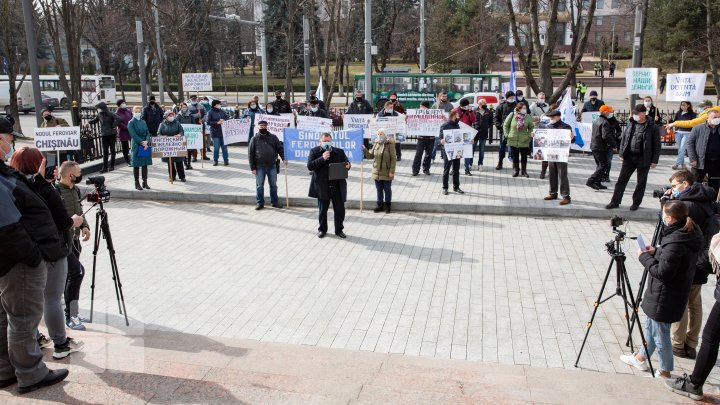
0, 74, 116, 109
354, 73, 504, 110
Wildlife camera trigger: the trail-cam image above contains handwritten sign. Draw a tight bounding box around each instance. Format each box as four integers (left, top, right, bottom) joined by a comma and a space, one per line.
256, 113, 294, 141
625, 68, 658, 95
181, 124, 203, 150
296, 116, 333, 132
343, 114, 373, 138
221, 118, 252, 144
34, 127, 81, 151
151, 136, 187, 158
666, 73, 707, 102
406, 109, 446, 137
182, 73, 213, 92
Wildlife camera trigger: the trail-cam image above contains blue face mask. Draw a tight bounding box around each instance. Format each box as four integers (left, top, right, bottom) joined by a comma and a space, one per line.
2, 140, 14, 161
322, 141, 332, 150
311, 107, 318, 112
671, 188, 681, 198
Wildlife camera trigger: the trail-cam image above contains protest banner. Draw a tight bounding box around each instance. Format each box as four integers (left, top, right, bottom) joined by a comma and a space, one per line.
406, 109, 446, 137
255, 113, 294, 141
283, 128, 363, 162
343, 114, 373, 138
571, 123, 592, 152
625, 68, 658, 95
181, 73, 213, 92
221, 118, 252, 144
666, 73, 707, 102
151, 136, 187, 158
181, 124, 203, 150
368, 116, 407, 141
34, 127, 81, 152
581, 112, 601, 124
442, 129, 473, 160
296, 115, 333, 132
532, 129, 573, 163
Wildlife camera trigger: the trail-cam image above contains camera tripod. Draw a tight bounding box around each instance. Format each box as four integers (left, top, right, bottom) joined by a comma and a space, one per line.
574, 228, 655, 376
88, 197, 129, 326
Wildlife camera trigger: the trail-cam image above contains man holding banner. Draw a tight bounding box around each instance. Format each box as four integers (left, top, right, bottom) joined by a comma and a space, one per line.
207, 100, 230, 166
248, 121, 286, 210
307, 133, 351, 239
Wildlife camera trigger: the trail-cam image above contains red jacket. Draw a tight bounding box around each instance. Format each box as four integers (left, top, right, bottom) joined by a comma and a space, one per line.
454, 107, 476, 127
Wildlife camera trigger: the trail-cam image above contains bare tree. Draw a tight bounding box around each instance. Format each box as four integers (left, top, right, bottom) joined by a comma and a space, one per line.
0, 0, 28, 132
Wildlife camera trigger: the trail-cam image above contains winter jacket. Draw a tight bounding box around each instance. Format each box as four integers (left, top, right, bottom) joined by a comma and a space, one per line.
590, 115, 617, 152
607, 116, 623, 147
673, 183, 717, 284
494, 101, 517, 133
128, 118, 153, 168
674, 107, 720, 129
187, 101, 205, 123
300, 108, 329, 118
115, 107, 133, 141
158, 119, 186, 163
271, 98, 292, 114
206, 107, 229, 139
141, 104, 164, 135
177, 111, 196, 125
40, 116, 69, 128
363, 139, 397, 181
376, 109, 399, 118
647, 105, 662, 125
474, 107, 493, 141
432, 100, 454, 113
673, 110, 698, 133
503, 112, 534, 148
248, 132, 284, 170
88, 102, 120, 137
581, 99, 605, 113
437, 120, 460, 152
455, 107, 476, 128
529, 101, 549, 123
618, 119, 661, 168
57, 182, 89, 240
346, 98, 373, 114
307, 146, 349, 202
639, 221, 703, 323
686, 123, 720, 170
25, 174, 73, 258
241, 106, 266, 135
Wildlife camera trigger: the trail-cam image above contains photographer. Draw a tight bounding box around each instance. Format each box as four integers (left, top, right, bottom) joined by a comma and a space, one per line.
665, 170, 717, 359
620, 201, 703, 380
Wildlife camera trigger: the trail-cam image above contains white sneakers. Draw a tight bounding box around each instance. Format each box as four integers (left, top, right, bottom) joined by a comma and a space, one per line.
620, 353, 649, 371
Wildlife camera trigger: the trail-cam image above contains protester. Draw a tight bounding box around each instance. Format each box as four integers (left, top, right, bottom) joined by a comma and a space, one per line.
207, 99, 230, 166
0, 118, 70, 393
605, 111, 623, 182
347, 90, 374, 114
10, 147, 85, 361
248, 120, 285, 210
587, 105, 618, 190
307, 133, 351, 239
308, 95, 327, 112
301, 98, 329, 118
128, 106, 153, 190
363, 129, 397, 213
388, 93, 406, 114
644, 96, 662, 125
412, 101, 435, 176
377, 101, 403, 162
85, 102, 120, 173
609, 61, 616, 77
57, 161, 91, 331
432, 92, 453, 112
453, 99, 477, 176
671, 101, 697, 170
264, 102, 280, 116
438, 110, 463, 195
158, 111, 186, 182
241, 99, 265, 143
188, 95, 209, 160
503, 103, 534, 178
473, 99, 493, 172
177, 102, 196, 169
686, 110, 720, 195
668, 101, 719, 130
115, 100, 133, 166
40, 108, 68, 129
515, 90, 526, 106
494, 91, 517, 170
541, 110, 574, 205
606, 104, 661, 210
621, 200, 702, 381
141, 95, 164, 136
529, 92, 549, 125
582, 90, 605, 113
270, 90, 292, 114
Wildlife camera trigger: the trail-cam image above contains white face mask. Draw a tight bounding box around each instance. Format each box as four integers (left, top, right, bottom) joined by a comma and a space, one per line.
711, 117, 720, 126
644, 101, 652, 108
517, 96, 524, 101
607, 112, 614, 118
267, 107, 273, 113
538, 98, 545, 103
632, 114, 640, 122
121, 103, 127, 109
250, 104, 257, 109
520, 108, 527, 114
133, 112, 142, 120
167, 116, 175, 122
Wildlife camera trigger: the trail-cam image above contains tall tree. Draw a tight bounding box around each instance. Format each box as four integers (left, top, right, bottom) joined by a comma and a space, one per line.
0, 0, 28, 132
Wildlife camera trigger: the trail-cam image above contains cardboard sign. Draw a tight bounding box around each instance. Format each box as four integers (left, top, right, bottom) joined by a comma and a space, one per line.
151, 136, 187, 158
182, 73, 213, 92
34, 127, 81, 151
625, 68, 658, 95
406, 109, 446, 137
221, 118, 253, 144
181, 124, 203, 150
666, 73, 707, 102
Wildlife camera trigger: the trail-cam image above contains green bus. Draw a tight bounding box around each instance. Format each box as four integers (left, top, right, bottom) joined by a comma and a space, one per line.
354, 73, 504, 110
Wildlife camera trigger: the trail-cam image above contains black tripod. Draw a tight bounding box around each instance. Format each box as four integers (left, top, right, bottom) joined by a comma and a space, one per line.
575, 227, 655, 376
89, 196, 129, 326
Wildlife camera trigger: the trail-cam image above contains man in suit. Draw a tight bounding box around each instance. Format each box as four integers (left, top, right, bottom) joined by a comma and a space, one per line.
307, 133, 351, 239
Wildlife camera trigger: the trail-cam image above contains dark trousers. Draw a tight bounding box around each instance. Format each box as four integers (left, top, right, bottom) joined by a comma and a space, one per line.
442, 150, 461, 190
549, 162, 570, 197
510, 146, 529, 172
133, 166, 148, 182
395, 142, 402, 160
167, 159, 186, 181
691, 300, 720, 386
101, 135, 117, 170
375, 180, 392, 204
120, 140, 130, 163
588, 150, 609, 185
317, 188, 345, 234
692, 159, 720, 196
64, 247, 84, 319
412, 137, 434, 174
611, 154, 650, 206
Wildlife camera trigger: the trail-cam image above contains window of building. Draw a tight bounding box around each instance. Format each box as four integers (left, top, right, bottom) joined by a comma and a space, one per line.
597, 0, 604, 9
624, 32, 631, 42
611, 0, 619, 8
595, 32, 603, 43
596, 16, 603, 26
610, 16, 618, 26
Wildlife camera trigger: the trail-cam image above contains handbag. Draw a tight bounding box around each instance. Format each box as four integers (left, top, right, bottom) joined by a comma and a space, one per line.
137, 145, 152, 157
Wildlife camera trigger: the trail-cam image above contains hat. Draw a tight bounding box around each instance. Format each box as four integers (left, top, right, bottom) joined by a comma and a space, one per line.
274, 90, 282, 95
589, 90, 598, 96
515, 90, 523, 96
309, 99, 319, 105
459, 98, 470, 107
505, 91, 515, 98
163, 110, 174, 118
701, 100, 713, 108
546, 110, 561, 117
116, 99, 125, 107
599, 105, 614, 113
0, 117, 21, 140
40, 108, 50, 115
633, 104, 647, 113
149, 95, 156, 101
257, 120, 268, 125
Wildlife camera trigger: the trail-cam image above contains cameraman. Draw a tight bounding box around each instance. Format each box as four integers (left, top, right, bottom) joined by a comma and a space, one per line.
665, 170, 717, 359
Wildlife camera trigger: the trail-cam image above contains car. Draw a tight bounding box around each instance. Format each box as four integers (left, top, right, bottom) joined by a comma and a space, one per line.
451, 92, 502, 110
204, 96, 227, 108
41, 93, 60, 110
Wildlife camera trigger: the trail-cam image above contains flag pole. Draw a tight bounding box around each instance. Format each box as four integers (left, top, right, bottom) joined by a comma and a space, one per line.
360, 160, 364, 213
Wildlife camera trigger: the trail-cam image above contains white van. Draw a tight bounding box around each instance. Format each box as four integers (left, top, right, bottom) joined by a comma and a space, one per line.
0, 81, 34, 115
451, 92, 502, 110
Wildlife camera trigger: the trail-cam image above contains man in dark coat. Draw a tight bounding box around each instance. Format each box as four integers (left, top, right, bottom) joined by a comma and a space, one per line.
606, 104, 661, 211
473, 99, 493, 170
412, 101, 436, 176
346, 90, 373, 115
686, 110, 720, 195
86, 102, 120, 173
494, 91, 517, 170
307, 132, 351, 239
587, 105, 618, 190
141, 95, 164, 136
542, 110, 574, 205
270, 90, 292, 114
248, 121, 286, 210
301, 99, 329, 118
581, 90, 605, 113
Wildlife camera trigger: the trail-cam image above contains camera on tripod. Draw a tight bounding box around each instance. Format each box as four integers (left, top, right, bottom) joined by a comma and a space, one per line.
86, 176, 110, 203
653, 186, 671, 203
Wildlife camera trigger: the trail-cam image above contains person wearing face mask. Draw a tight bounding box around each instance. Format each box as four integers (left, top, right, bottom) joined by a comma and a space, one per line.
503, 103, 534, 178
270, 90, 292, 114
581, 90, 605, 113
128, 106, 153, 190
540, 110, 574, 205
85, 102, 121, 173
671, 101, 697, 170
686, 110, 720, 195
158, 111, 186, 182
387, 93, 405, 114
56, 161, 91, 331
114, 100, 133, 166
587, 105, 618, 190
363, 129, 397, 213
187, 95, 209, 160
643, 96, 662, 125
494, 91, 517, 170
141, 95, 164, 136
668, 100, 720, 131
40, 108, 69, 129
177, 102, 197, 170
604, 111, 623, 183
263, 102, 279, 116
248, 121, 286, 210
621, 200, 702, 382
308, 133, 351, 239
432, 92, 453, 113
529, 92, 549, 125
376, 101, 403, 161
346, 90, 373, 115
207, 100, 230, 166
301, 99, 329, 118
308, 95, 327, 112
606, 104, 661, 211
240, 99, 265, 143
473, 99, 493, 172
454, 99, 476, 175
438, 110, 464, 194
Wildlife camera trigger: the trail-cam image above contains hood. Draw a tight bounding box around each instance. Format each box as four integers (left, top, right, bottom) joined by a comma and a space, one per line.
661, 222, 704, 252
679, 183, 717, 204
96, 102, 108, 110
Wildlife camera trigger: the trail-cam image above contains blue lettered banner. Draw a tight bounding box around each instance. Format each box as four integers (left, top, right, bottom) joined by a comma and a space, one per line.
284, 128, 364, 162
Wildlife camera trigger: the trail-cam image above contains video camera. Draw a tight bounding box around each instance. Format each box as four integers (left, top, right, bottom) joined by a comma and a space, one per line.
653, 186, 671, 203
86, 176, 110, 203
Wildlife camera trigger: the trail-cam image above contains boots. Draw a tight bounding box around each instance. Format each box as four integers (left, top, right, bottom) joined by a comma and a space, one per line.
134, 180, 142, 191
385, 203, 391, 214
512, 161, 519, 177
495, 160, 503, 170
540, 161, 548, 179
373, 203, 385, 213
142, 180, 151, 189
521, 160, 529, 177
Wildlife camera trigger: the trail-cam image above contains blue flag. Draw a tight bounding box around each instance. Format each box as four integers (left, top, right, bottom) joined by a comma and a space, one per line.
284, 128, 364, 162
509, 51, 517, 93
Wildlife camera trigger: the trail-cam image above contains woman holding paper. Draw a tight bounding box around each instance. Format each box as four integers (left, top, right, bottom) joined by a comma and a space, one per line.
363, 129, 397, 213
128, 106, 153, 190
178, 102, 196, 170
240, 99, 265, 142
158, 111, 186, 182
503, 103, 535, 178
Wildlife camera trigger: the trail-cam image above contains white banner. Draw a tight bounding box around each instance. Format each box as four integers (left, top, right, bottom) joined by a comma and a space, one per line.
181, 124, 203, 150
532, 129, 572, 163
182, 73, 213, 92
296, 116, 333, 132
368, 116, 407, 141
625, 68, 658, 95
34, 127, 81, 151
581, 112, 601, 124
343, 114, 373, 138
442, 129, 473, 160
255, 113, 295, 141
666, 73, 707, 102
221, 118, 253, 145
406, 109, 446, 137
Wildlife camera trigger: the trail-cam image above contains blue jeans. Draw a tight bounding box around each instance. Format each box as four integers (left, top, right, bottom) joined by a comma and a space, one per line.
464, 137, 487, 169
641, 317, 673, 372
375, 180, 392, 204
255, 164, 278, 206
606, 148, 614, 178
212, 137, 229, 163
676, 131, 689, 165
